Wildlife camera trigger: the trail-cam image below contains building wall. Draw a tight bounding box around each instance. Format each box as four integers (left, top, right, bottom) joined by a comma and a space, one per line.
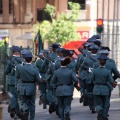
0, 0, 90, 48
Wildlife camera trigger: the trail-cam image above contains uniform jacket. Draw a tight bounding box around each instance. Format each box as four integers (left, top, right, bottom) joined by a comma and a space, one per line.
36, 58, 47, 78
5, 56, 23, 85
16, 63, 41, 95
51, 67, 78, 96
93, 59, 119, 80
81, 54, 98, 83
92, 66, 114, 95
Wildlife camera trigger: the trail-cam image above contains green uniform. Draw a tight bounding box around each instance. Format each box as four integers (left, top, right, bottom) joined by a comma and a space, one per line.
93, 58, 119, 115
76, 49, 88, 93
81, 54, 98, 111
51, 67, 78, 120
36, 58, 47, 108
41, 52, 58, 113
5, 56, 22, 112
92, 66, 114, 119
16, 63, 41, 120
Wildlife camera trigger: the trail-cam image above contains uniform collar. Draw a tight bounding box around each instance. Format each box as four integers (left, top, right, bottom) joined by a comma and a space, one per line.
26, 63, 32, 64
99, 65, 105, 67
61, 66, 66, 67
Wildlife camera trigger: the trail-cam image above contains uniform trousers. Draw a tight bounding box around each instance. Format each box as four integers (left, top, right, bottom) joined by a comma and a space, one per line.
9, 85, 17, 109
94, 95, 108, 118
58, 96, 72, 120
21, 95, 36, 120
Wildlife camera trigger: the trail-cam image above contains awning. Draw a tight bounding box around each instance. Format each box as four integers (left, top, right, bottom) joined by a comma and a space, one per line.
16, 32, 33, 40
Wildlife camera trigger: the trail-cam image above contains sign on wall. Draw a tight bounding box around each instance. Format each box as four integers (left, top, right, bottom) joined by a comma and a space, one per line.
0, 30, 9, 37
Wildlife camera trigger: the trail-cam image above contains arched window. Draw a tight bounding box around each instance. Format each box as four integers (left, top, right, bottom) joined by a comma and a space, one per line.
0, 0, 2, 14
68, 0, 85, 10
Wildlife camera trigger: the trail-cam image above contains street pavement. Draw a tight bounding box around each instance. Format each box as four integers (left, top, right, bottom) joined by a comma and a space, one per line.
2, 86, 120, 120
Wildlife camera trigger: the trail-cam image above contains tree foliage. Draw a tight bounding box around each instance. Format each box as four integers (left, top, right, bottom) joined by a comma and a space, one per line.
0, 41, 4, 47
33, 2, 80, 46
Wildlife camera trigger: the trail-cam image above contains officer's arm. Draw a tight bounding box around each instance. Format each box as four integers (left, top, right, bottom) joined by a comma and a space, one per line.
41, 58, 49, 69
112, 65, 119, 80
15, 65, 20, 79
76, 55, 81, 71
91, 70, 95, 84
51, 72, 57, 85
35, 70, 42, 84
5, 61, 11, 75
108, 72, 114, 84
72, 72, 79, 86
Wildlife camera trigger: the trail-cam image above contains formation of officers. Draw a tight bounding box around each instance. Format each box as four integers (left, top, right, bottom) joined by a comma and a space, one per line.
4, 35, 119, 120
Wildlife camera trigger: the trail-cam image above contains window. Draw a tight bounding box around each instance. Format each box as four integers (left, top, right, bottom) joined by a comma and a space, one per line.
68, 0, 85, 10
37, 9, 52, 22
0, 0, 2, 14
9, 0, 14, 14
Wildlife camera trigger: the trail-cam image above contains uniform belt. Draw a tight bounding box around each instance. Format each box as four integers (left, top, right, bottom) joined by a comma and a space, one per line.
95, 83, 107, 85
22, 81, 35, 83
57, 84, 72, 87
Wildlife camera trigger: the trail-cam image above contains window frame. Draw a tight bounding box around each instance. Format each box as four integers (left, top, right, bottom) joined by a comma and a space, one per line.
68, 0, 86, 10
9, 0, 14, 14
0, 0, 3, 14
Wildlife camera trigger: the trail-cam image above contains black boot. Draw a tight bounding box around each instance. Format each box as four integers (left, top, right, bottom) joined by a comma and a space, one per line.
10, 108, 15, 118
39, 96, 44, 105
92, 109, 96, 114
65, 113, 70, 120
79, 94, 84, 103
21, 111, 29, 120
49, 102, 56, 114
8, 105, 11, 113
55, 104, 59, 116
97, 111, 103, 120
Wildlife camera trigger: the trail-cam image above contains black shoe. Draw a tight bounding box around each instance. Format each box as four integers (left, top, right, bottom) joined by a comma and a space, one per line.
79, 95, 84, 103
97, 112, 103, 120
104, 117, 108, 120
39, 96, 44, 105
65, 113, 70, 120
43, 106, 47, 109
8, 105, 11, 113
107, 114, 109, 117
10, 108, 15, 118
92, 109, 96, 114
49, 102, 55, 114
10, 113, 15, 118
55, 104, 59, 116
22, 112, 29, 120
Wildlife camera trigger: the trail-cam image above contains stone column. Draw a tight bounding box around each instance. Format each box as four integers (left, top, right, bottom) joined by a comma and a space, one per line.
2, 0, 9, 23
19, 0, 26, 23
14, 0, 20, 23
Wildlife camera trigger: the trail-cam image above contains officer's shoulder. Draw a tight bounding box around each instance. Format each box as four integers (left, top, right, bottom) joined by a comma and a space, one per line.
93, 67, 98, 72
108, 59, 115, 63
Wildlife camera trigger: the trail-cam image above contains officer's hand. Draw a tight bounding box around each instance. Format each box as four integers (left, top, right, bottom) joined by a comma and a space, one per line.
41, 78, 46, 83
112, 81, 117, 88
75, 86, 80, 91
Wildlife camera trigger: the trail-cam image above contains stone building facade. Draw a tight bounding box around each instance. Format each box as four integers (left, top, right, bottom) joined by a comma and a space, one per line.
0, 0, 93, 48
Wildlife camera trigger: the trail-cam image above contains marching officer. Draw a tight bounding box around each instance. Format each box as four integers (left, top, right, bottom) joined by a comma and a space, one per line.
81, 44, 99, 113
41, 43, 60, 113
5, 45, 22, 118
16, 51, 45, 120
93, 47, 119, 117
92, 55, 114, 120
51, 57, 79, 120
35, 50, 48, 109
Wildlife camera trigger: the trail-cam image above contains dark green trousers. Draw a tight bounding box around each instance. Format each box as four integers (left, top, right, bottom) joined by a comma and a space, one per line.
94, 95, 108, 118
